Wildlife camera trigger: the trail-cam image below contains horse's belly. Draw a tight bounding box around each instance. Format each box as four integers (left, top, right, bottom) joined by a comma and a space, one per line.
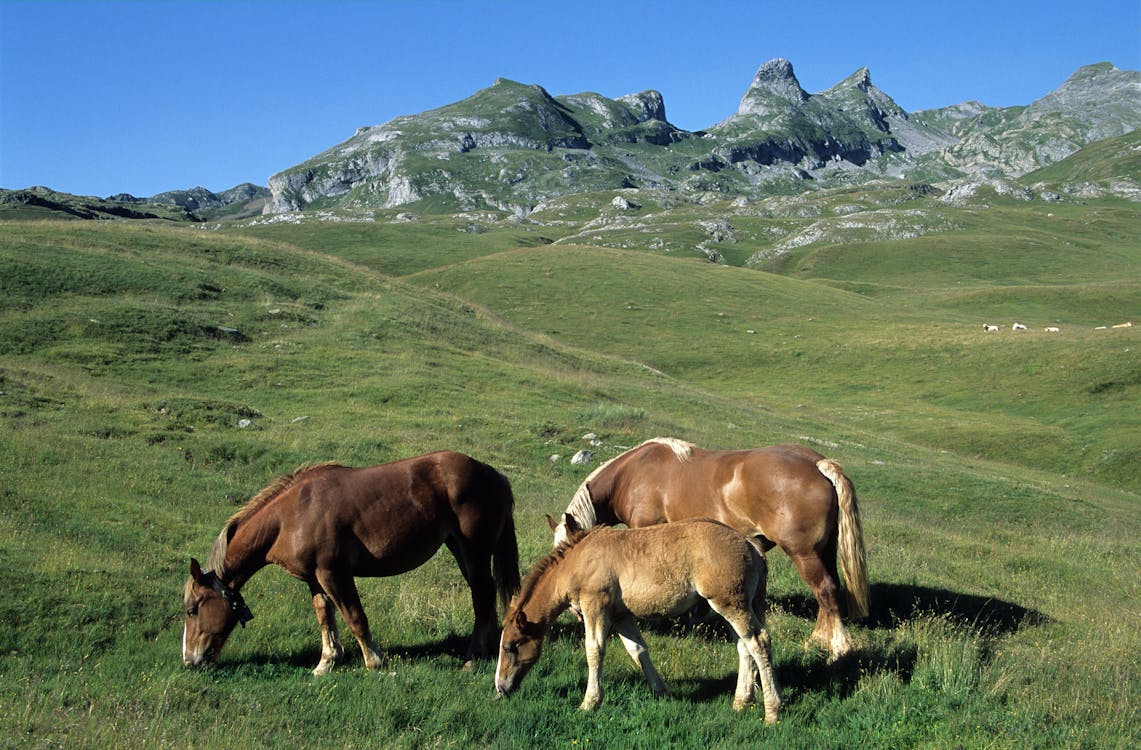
619, 586, 700, 619
350, 532, 446, 577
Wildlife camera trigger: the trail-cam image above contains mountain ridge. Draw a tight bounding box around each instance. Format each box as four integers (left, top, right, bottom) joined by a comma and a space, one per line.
264, 59, 1139, 215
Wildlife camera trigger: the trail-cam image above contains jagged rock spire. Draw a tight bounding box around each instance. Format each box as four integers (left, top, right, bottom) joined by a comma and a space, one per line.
737, 58, 809, 115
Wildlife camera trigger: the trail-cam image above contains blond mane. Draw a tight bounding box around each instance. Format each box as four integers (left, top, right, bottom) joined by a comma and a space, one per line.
207, 462, 344, 575
562, 437, 695, 529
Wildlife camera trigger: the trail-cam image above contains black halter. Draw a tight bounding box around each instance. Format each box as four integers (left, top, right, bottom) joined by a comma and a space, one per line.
205, 570, 254, 626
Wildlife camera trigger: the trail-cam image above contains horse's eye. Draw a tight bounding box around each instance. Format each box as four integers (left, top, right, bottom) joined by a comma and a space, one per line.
187, 606, 198, 617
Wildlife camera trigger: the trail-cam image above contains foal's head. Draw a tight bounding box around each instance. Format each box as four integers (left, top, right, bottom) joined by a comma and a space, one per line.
182, 558, 252, 667
494, 606, 545, 698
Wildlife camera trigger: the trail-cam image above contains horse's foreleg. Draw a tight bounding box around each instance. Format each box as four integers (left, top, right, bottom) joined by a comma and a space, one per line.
790, 551, 853, 662
580, 604, 610, 710
445, 539, 498, 661
316, 570, 385, 671
612, 615, 669, 698
309, 585, 344, 676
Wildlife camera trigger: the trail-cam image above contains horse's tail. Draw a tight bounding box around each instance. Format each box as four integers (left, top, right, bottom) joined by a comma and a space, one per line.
816, 458, 869, 620
492, 477, 522, 613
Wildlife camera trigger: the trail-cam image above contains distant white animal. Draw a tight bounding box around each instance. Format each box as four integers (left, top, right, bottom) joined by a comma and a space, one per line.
1012, 323, 1028, 331
1044, 327, 1060, 333
983, 324, 1000, 332
1111, 321, 1133, 329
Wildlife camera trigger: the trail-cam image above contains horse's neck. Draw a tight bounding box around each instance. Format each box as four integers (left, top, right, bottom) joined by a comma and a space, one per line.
222, 512, 279, 589
521, 561, 571, 629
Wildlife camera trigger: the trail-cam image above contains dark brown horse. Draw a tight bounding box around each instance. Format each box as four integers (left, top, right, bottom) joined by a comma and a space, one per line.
183, 451, 520, 674
550, 437, 867, 661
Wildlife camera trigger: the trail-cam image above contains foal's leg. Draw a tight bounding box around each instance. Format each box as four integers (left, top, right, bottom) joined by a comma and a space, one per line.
579, 602, 611, 710
309, 582, 344, 676
789, 549, 853, 661
733, 636, 758, 710
315, 569, 385, 671
445, 538, 498, 661
612, 615, 670, 698
708, 599, 782, 724
740, 623, 781, 725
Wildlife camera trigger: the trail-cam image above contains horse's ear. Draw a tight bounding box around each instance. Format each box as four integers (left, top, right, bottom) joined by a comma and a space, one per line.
562, 513, 580, 534
545, 514, 558, 532
190, 558, 205, 581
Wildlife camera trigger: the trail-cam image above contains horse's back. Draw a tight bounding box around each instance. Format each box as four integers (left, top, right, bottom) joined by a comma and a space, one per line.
613, 443, 836, 540
273, 451, 510, 577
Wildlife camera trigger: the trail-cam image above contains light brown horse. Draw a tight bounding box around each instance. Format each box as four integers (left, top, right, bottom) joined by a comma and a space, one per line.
550, 437, 867, 661
182, 451, 520, 674
495, 518, 782, 723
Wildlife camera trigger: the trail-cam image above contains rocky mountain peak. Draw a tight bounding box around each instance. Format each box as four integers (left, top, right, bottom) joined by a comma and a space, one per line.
1019, 61, 1141, 144
617, 90, 667, 123
737, 58, 809, 114
840, 66, 873, 92
262, 59, 1139, 215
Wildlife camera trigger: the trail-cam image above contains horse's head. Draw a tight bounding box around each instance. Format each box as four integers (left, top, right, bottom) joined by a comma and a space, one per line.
546, 512, 581, 549
494, 605, 545, 698
182, 558, 252, 667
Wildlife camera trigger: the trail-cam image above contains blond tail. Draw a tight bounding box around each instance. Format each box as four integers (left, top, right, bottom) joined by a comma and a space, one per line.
816, 459, 869, 619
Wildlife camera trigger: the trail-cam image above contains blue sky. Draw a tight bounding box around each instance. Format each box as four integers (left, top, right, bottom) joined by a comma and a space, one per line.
2, 0, 1138, 197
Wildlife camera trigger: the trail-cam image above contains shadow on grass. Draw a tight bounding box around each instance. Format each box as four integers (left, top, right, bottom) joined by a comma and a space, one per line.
228, 632, 480, 671
671, 644, 916, 707
772, 581, 1052, 635
550, 581, 1051, 707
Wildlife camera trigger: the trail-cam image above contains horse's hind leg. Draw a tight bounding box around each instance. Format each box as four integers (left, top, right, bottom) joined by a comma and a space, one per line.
445, 538, 498, 661
315, 570, 385, 671
790, 549, 853, 661
612, 615, 670, 698
739, 625, 781, 725
733, 637, 758, 710
309, 582, 344, 676
708, 599, 782, 724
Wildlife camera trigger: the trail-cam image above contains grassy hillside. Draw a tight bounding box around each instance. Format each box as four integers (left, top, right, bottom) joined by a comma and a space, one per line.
1021, 129, 1141, 186
408, 211, 1138, 489
0, 217, 1137, 748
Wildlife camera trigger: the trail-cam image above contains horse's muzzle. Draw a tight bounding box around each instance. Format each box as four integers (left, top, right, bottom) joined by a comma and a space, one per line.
494, 678, 515, 699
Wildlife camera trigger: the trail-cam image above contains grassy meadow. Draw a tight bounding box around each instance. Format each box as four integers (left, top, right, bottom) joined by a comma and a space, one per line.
0, 191, 1138, 748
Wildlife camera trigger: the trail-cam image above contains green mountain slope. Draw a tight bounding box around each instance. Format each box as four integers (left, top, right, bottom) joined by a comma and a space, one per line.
0, 218, 1137, 747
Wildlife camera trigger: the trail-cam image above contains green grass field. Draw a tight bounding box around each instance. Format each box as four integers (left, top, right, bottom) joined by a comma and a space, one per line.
0, 194, 1137, 749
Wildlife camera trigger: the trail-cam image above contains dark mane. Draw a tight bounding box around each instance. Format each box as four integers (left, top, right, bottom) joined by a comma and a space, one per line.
207, 462, 344, 575
512, 527, 594, 614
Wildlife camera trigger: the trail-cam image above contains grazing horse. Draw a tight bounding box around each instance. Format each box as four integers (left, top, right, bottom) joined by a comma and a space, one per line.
495, 519, 781, 724
182, 451, 520, 674
550, 437, 867, 661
